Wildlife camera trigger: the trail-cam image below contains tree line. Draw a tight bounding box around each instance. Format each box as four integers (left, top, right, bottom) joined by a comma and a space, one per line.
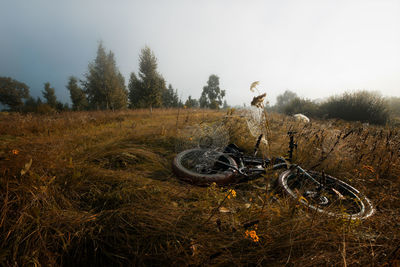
0, 43, 226, 113
270, 89, 400, 125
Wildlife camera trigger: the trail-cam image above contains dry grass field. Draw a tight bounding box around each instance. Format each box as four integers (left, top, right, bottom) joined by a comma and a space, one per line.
0, 108, 399, 266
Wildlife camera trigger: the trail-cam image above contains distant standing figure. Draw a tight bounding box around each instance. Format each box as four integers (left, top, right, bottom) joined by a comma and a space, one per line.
293, 113, 310, 123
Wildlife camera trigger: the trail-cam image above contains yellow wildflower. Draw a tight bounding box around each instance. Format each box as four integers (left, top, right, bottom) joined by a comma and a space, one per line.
231, 189, 236, 198
11, 149, 19, 155
227, 189, 237, 199
245, 230, 259, 242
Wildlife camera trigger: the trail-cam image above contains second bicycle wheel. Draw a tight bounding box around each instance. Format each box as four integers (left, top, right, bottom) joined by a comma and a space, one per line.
278, 169, 374, 219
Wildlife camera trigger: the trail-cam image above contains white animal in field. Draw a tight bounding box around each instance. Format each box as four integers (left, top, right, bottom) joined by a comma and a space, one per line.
293, 113, 310, 123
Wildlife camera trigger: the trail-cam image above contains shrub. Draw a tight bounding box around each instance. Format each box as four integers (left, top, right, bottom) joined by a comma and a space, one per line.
320, 91, 389, 125
387, 97, 400, 117
282, 97, 321, 117
36, 103, 56, 114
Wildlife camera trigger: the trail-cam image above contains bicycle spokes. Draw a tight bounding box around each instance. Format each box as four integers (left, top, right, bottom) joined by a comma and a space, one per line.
285, 171, 364, 217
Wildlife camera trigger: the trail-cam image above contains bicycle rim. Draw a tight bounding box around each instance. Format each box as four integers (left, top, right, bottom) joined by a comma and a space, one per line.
172, 148, 238, 185
278, 170, 374, 219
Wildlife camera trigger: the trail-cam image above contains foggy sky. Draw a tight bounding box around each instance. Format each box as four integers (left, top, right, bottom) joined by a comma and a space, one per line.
1, 0, 400, 106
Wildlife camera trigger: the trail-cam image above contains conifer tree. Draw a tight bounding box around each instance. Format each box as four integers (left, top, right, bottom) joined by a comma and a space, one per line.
67, 76, 88, 111
42, 82, 57, 108
185, 95, 199, 108
83, 42, 127, 110
128, 46, 166, 109
162, 84, 180, 108
128, 72, 142, 108
172, 88, 180, 107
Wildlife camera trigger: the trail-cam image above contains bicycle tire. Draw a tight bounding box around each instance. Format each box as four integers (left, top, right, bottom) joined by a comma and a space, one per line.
278, 169, 374, 219
172, 148, 238, 185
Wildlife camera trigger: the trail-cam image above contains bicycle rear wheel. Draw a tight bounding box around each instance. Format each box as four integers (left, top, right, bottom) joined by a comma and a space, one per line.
278, 169, 374, 219
172, 148, 238, 185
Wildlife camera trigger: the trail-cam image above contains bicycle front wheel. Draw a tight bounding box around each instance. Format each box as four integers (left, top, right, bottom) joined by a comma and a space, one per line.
172, 148, 238, 185
278, 169, 374, 219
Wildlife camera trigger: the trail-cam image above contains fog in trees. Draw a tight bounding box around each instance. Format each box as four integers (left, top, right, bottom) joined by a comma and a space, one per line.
42, 82, 57, 108
199, 74, 225, 109
0, 77, 30, 112
83, 42, 128, 110
129, 46, 166, 109
67, 76, 88, 111
185, 95, 199, 108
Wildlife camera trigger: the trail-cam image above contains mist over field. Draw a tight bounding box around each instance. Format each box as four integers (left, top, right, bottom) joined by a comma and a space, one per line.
1, 0, 400, 107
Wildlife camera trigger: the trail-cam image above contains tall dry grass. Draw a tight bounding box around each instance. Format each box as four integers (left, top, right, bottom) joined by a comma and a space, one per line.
0, 108, 399, 266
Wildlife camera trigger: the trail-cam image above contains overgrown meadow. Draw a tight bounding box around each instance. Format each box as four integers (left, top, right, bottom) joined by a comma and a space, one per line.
0, 109, 399, 266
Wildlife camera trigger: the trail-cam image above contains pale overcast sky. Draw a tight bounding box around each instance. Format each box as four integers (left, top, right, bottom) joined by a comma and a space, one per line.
1, 0, 399, 106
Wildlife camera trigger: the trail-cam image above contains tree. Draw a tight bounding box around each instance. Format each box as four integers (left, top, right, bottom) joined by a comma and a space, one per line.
283, 97, 320, 117
172, 88, 180, 107
128, 72, 142, 108
42, 82, 57, 108
162, 84, 180, 108
129, 46, 166, 109
199, 74, 225, 109
223, 100, 229, 109
83, 42, 128, 110
185, 95, 199, 108
67, 76, 88, 111
275, 90, 298, 112
55, 101, 69, 112
27, 97, 54, 114
0, 77, 29, 111
23, 96, 37, 113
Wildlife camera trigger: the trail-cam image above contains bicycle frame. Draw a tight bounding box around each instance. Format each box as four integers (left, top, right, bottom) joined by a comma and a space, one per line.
216, 133, 324, 187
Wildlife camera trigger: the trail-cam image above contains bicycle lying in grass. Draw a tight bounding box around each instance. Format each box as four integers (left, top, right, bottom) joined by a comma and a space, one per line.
172, 132, 374, 220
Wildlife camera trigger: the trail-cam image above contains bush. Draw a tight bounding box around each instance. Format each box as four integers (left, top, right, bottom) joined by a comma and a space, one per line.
36, 103, 56, 114
320, 91, 389, 125
282, 97, 321, 117
387, 97, 400, 117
